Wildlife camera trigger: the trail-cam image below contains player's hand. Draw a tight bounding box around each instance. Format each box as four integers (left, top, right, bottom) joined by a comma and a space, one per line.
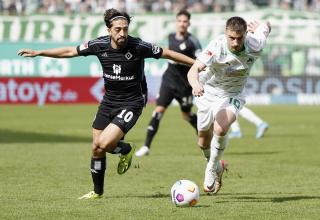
192, 83, 204, 97
265, 21, 271, 33
17, 49, 39, 57
247, 20, 260, 33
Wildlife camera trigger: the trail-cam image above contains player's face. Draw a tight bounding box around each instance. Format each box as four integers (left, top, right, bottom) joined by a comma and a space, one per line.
225, 29, 246, 53
176, 15, 190, 34
108, 19, 129, 49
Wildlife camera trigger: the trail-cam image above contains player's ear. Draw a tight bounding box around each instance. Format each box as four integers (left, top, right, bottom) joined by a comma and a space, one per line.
107, 27, 111, 34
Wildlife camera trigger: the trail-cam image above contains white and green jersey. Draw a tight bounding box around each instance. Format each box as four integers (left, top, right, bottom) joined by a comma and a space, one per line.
197, 23, 270, 98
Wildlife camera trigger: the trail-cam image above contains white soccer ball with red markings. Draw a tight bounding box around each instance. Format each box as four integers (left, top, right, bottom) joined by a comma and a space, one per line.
170, 180, 200, 207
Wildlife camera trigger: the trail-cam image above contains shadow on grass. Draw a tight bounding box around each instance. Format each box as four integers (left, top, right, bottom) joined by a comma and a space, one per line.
107, 192, 176, 199
95, 191, 320, 205
0, 128, 90, 143
226, 151, 280, 156
215, 193, 320, 203
271, 196, 320, 203
106, 192, 211, 208
263, 133, 312, 138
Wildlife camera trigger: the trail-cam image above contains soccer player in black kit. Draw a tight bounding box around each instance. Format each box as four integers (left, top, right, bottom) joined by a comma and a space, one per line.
135, 10, 201, 157
18, 8, 194, 199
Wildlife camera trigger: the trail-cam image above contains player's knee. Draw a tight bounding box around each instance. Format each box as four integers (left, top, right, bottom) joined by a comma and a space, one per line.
96, 136, 110, 150
92, 142, 98, 150
91, 142, 102, 154
92, 137, 100, 149
214, 124, 229, 136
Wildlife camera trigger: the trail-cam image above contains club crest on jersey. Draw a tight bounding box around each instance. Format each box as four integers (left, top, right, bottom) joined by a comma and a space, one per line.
179, 42, 186, 50
152, 45, 160, 54
113, 64, 121, 75
79, 41, 89, 51
247, 57, 254, 64
125, 52, 133, 60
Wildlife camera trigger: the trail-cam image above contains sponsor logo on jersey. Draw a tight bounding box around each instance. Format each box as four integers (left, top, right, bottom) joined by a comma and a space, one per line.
125, 52, 133, 60
205, 50, 213, 56
103, 73, 135, 81
113, 64, 121, 75
101, 52, 108, 57
152, 45, 160, 54
226, 69, 248, 77
79, 41, 89, 51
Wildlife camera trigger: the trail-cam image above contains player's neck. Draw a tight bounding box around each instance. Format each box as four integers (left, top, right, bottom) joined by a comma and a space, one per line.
175, 32, 187, 40
110, 40, 126, 50
228, 45, 245, 55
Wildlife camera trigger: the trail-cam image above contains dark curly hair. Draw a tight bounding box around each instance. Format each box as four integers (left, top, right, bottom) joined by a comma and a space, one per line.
176, 9, 191, 20
226, 16, 247, 33
104, 8, 131, 28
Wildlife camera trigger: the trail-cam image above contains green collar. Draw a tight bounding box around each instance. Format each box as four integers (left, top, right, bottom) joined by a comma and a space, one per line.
230, 45, 245, 55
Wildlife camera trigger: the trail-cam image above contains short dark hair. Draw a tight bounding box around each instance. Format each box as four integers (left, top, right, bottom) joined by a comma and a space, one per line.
104, 8, 131, 28
226, 16, 247, 33
176, 9, 191, 20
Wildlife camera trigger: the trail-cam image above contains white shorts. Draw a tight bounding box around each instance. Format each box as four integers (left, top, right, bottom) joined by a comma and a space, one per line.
195, 94, 245, 131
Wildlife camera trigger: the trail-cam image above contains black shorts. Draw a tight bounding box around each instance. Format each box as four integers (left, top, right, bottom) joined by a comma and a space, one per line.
156, 81, 194, 112
92, 104, 143, 133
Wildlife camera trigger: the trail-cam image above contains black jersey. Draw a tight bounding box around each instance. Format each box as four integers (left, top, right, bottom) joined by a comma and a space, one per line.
77, 35, 163, 107
163, 33, 201, 88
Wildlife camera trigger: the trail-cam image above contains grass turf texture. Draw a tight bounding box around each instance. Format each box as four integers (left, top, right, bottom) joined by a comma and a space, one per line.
0, 104, 319, 220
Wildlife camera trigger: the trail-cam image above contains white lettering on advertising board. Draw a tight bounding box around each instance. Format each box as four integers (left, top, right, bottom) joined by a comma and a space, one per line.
0, 79, 63, 105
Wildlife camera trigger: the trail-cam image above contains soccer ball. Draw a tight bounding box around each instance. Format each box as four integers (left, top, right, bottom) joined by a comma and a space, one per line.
170, 180, 200, 207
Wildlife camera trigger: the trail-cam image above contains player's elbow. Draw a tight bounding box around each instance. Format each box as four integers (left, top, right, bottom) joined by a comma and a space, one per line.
247, 38, 265, 52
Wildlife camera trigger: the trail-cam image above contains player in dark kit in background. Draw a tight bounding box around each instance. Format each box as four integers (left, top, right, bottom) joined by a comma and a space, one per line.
135, 10, 201, 157
18, 8, 195, 199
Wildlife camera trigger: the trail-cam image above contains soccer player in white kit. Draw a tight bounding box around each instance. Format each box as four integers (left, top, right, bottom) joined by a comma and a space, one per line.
229, 106, 269, 139
187, 17, 271, 194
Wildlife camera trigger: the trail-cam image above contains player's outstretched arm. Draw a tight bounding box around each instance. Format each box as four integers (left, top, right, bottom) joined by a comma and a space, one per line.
18, 46, 78, 58
247, 20, 271, 34
161, 48, 195, 66
246, 21, 271, 52
187, 60, 206, 97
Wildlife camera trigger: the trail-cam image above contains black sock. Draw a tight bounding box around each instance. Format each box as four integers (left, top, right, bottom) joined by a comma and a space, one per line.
110, 141, 131, 155
117, 141, 131, 155
91, 157, 106, 195
144, 112, 162, 148
188, 113, 198, 132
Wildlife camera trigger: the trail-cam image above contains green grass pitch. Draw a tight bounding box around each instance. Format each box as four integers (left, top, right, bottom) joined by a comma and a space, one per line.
0, 104, 319, 220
